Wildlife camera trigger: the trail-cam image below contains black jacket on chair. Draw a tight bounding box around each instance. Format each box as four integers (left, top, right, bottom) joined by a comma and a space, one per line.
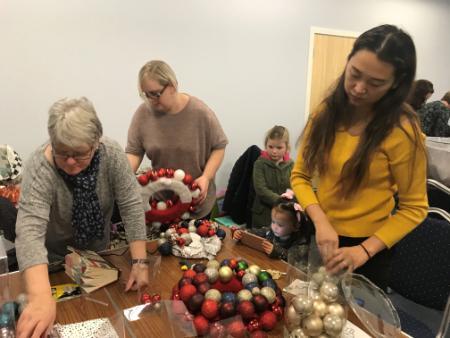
223, 145, 261, 226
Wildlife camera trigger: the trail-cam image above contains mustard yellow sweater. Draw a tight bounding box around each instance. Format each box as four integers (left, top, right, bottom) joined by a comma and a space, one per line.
291, 120, 428, 248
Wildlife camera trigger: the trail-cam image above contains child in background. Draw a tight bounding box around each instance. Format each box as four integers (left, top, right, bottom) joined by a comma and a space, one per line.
252, 125, 293, 228
233, 200, 310, 261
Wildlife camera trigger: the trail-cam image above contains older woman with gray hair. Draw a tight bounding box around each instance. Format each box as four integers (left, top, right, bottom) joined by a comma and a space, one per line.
15, 97, 148, 338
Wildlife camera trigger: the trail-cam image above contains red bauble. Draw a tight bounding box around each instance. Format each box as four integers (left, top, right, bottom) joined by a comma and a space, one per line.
188, 293, 204, 313
152, 294, 161, 303
193, 273, 209, 286
197, 225, 209, 237
171, 292, 180, 300
229, 258, 238, 269
197, 282, 211, 295
180, 284, 197, 303
211, 276, 243, 293
157, 168, 166, 177
166, 168, 175, 177
177, 227, 189, 235
259, 311, 277, 331
183, 174, 193, 185
176, 238, 186, 247
137, 174, 149, 186
183, 269, 196, 279
209, 322, 227, 338
236, 270, 246, 280
219, 302, 236, 319
150, 199, 158, 209
166, 199, 174, 208
150, 170, 158, 181
207, 229, 216, 237
250, 330, 268, 338
140, 292, 151, 304
178, 277, 192, 289
190, 182, 199, 190
247, 319, 261, 332
193, 315, 210, 336
252, 295, 269, 313
237, 300, 256, 320
189, 205, 196, 212
201, 299, 219, 319
271, 304, 283, 320
227, 319, 246, 338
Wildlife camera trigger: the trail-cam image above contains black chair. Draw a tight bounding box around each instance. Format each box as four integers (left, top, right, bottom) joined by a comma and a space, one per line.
388, 208, 450, 336
427, 179, 450, 214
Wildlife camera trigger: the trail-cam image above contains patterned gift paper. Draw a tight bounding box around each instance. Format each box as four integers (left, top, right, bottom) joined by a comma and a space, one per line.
53, 318, 119, 338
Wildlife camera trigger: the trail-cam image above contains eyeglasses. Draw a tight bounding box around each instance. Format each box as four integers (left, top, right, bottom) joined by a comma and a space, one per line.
52, 146, 94, 162
143, 84, 168, 100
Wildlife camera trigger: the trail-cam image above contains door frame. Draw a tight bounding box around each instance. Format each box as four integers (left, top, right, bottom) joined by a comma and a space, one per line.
304, 26, 360, 122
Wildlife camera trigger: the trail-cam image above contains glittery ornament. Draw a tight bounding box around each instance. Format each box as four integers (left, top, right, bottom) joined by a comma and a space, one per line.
323, 314, 344, 336
219, 266, 233, 283
271, 304, 283, 320
205, 267, 219, 283
302, 315, 324, 336
261, 279, 277, 290
247, 264, 261, 276
327, 303, 345, 318
291, 295, 313, 315
260, 287, 276, 304
313, 300, 328, 317
237, 289, 253, 302
209, 322, 227, 338
222, 292, 237, 304
320, 282, 339, 303
242, 273, 258, 286
227, 319, 246, 338
247, 318, 261, 332
259, 310, 277, 331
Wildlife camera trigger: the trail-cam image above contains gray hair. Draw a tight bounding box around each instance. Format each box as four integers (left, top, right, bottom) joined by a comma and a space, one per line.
48, 97, 103, 148
138, 60, 178, 98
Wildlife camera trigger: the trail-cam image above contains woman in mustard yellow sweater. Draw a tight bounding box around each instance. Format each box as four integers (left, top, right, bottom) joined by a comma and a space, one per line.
291, 25, 428, 290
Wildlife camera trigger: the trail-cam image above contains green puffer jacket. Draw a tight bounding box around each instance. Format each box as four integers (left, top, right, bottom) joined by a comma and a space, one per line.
251, 156, 294, 227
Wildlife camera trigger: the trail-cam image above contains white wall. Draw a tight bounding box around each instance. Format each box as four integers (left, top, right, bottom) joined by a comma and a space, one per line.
1, 0, 449, 189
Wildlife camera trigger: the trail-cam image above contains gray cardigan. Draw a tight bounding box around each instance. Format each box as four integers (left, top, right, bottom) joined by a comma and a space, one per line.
15, 137, 147, 271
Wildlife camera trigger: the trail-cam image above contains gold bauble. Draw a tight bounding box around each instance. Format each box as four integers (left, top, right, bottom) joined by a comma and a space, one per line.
323, 314, 344, 336
303, 315, 324, 337
327, 303, 345, 318
313, 299, 328, 317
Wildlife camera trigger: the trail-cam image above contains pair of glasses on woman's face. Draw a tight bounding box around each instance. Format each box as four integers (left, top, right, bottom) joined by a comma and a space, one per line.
143, 84, 168, 100
52, 146, 94, 162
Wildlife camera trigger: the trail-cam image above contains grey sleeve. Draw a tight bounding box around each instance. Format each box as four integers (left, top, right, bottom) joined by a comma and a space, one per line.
109, 142, 147, 242
15, 160, 53, 271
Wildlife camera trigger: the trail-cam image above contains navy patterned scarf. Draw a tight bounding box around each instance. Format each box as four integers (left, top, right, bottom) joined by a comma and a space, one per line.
57, 150, 104, 248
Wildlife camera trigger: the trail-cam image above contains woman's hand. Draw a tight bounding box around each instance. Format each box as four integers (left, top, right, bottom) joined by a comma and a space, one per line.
315, 219, 339, 263
232, 230, 243, 240
193, 175, 209, 204
17, 293, 56, 338
125, 264, 149, 292
262, 240, 274, 255
326, 245, 370, 275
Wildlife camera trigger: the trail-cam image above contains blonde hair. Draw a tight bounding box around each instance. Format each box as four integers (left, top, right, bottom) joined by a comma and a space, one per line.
264, 125, 290, 151
138, 60, 178, 98
48, 97, 103, 148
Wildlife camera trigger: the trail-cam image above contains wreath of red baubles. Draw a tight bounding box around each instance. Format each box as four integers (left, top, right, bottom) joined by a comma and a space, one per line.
171, 258, 285, 337
137, 168, 201, 225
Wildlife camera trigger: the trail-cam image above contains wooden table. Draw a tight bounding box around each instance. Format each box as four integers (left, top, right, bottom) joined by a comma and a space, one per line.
5, 228, 404, 337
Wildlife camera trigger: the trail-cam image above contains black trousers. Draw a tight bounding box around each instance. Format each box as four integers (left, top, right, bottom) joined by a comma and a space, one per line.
339, 236, 393, 292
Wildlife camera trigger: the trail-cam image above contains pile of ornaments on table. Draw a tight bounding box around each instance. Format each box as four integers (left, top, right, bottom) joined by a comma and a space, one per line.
285, 267, 347, 338
157, 219, 226, 259
171, 258, 286, 338
0, 294, 27, 338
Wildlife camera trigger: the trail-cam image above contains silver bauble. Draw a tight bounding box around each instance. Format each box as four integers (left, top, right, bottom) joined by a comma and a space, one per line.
247, 264, 261, 276
206, 259, 220, 270
180, 233, 192, 245
260, 286, 276, 304
312, 271, 326, 286
204, 267, 219, 283
286, 304, 302, 327
219, 266, 233, 282
188, 225, 197, 233
157, 238, 167, 246
309, 290, 322, 301
251, 286, 261, 295
242, 273, 258, 286
205, 289, 222, 302
320, 282, 339, 303
292, 295, 313, 315
237, 289, 253, 302
289, 328, 308, 338
313, 299, 328, 317
327, 303, 345, 318
165, 228, 176, 238
303, 315, 324, 337
188, 219, 196, 227
323, 314, 344, 336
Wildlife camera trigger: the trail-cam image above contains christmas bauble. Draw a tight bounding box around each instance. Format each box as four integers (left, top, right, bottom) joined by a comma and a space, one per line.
197, 225, 209, 237
216, 228, 226, 239
220, 302, 236, 318
303, 315, 324, 336
178, 277, 193, 289
201, 299, 219, 319
259, 311, 277, 331
207, 260, 220, 270
227, 319, 246, 338
285, 304, 302, 328
188, 293, 204, 313
247, 318, 261, 332
312, 271, 326, 286
193, 315, 209, 336
183, 269, 196, 279
219, 266, 233, 283
222, 292, 237, 304
156, 201, 167, 210
313, 300, 328, 318
289, 328, 308, 338
197, 282, 211, 295
323, 314, 344, 336
174, 169, 186, 181
205, 289, 222, 303
180, 233, 192, 245
247, 264, 261, 276
252, 294, 269, 313
237, 300, 256, 320
236, 260, 249, 271
193, 272, 209, 286
258, 271, 271, 283
250, 330, 268, 338
193, 263, 207, 273
209, 322, 227, 338
204, 267, 219, 283
291, 295, 313, 315
261, 279, 277, 290
327, 303, 345, 318
158, 241, 172, 256
180, 284, 197, 303
237, 289, 253, 302
260, 287, 276, 304
242, 273, 258, 286
320, 282, 339, 303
